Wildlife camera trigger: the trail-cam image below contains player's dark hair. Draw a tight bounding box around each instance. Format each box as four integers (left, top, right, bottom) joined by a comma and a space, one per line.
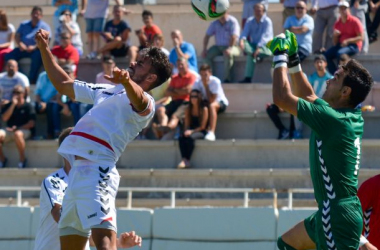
58, 127, 73, 146
342, 59, 373, 107
199, 64, 211, 72
31, 6, 43, 14
142, 10, 153, 18
141, 47, 172, 90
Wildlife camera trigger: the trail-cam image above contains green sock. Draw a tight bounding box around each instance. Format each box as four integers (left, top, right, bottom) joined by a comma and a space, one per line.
277, 236, 297, 250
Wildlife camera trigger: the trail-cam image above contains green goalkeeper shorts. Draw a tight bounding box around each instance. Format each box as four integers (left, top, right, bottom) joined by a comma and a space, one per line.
304, 196, 363, 250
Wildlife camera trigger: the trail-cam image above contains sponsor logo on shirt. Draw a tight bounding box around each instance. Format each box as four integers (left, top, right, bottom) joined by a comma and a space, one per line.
87, 212, 97, 219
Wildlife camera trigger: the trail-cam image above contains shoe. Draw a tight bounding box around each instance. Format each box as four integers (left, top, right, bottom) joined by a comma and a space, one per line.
278, 129, 289, 140
239, 77, 251, 84
86, 51, 97, 60
369, 36, 377, 44
205, 131, 216, 141
177, 160, 186, 169
0, 157, 8, 168
292, 130, 303, 139
18, 159, 27, 169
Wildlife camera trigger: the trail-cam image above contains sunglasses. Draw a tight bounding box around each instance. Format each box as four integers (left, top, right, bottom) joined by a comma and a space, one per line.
61, 36, 70, 39
296, 6, 305, 9
13, 91, 23, 94
63, 13, 71, 16
190, 95, 199, 98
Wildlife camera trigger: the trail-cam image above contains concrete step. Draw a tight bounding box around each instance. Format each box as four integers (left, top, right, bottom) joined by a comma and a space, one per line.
2, 139, 380, 169
0, 168, 377, 193
3, 3, 380, 64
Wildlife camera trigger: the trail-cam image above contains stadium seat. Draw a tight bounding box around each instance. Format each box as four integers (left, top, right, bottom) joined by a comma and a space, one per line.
0, 206, 32, 239
0, 240, 30, 250
153, 207, 277, 241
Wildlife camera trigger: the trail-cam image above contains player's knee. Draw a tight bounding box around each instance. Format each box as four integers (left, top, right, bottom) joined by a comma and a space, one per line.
277, 236, 297, 250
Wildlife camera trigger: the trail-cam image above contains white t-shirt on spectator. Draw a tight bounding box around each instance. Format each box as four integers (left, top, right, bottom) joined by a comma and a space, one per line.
0, 23, 15, 48
0, 71, 30, 101
55, 21, 83, 50
192, 75, 229, 106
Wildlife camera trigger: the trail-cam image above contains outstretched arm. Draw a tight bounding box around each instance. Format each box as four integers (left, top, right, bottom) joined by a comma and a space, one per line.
35, 29, 75, 100
272, 67, 299, 116
104, 67, 150, 112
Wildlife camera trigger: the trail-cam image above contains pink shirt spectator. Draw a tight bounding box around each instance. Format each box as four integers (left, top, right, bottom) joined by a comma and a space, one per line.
334, 14, 363, 51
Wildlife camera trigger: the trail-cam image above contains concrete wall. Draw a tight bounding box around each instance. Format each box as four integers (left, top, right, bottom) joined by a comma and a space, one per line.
0, 206, 319, 250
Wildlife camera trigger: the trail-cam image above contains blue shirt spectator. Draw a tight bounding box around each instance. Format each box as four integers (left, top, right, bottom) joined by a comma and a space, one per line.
283, 1, 313, 60
169, 30, 198, 74
241, 14, 273, 48
17, 19, 50, 47
35, 72, 58, 102
308, 71, 332, 98
205, 14, 240, 47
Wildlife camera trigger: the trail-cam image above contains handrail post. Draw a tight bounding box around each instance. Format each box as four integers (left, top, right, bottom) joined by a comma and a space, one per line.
170, 191, 175, 208
273, 189, 278, 209
243, 192, 249, 208
127, 191, 132, 209
17, 190, 22, 207
288, 189, 293, 209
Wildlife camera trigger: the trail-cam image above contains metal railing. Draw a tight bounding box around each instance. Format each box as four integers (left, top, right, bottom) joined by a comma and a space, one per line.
0, 186, 314, 208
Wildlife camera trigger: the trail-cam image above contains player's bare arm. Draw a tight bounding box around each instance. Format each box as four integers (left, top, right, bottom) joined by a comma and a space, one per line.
35, 29, 75, 100
88, 231, 142, 248
51, 203, 62, 223
104, 67, 149, 112
272, 67, 299, 116
290, 71, 318, 103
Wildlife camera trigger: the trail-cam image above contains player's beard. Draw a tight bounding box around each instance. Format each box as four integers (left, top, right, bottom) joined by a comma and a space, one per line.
127, 68, 149, 84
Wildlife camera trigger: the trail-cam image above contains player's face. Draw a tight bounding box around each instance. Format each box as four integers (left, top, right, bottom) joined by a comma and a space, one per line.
143, 15, 152, 26
322, 67, 346, 102
128, 55, 152, 84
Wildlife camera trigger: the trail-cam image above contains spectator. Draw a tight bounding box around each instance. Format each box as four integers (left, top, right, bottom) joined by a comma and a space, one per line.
350, 0, 369, 53
242, 0, 269, 28
136, 10, 162, 50
308, 55, 333, 98
96, 55, 116, 84
0, 60, 30, 105
177, 89, 208, 169
153, 34, 170, 56
54, 10, 83, 56
284, 1, 314, 61
83, 0, 121, 59
324, 1, 364, 74
52, 0, 84, 31
88, 5, 138, 65
4, 6, 51, 84
34, 71, 62, 139
153, 57, 196, 139
239, 3, 273, 83
280, 0, 307, 24
0, 85, 35, 168
51, 31, 80, 76
0, 10, 15, 71
266, 103, 296, 139
367, 0, 380, 43
192, 64, 228, 141
169, 30, 198, 74
339, 53, 350, 65
202, 12, 240, 83
310, 0, 339, 53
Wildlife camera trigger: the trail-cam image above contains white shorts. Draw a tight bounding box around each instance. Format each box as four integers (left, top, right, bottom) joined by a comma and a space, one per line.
59, 160, 120, 237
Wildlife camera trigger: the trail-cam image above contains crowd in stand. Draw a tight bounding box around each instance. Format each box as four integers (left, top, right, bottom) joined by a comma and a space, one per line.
0, 0, 379, 168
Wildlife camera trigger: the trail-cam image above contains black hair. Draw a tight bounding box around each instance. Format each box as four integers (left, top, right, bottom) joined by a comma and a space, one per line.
342, 59, 373, 107
58, 127, 73, 146
31, 6, 43, 14
140, 47, 172, 90
142, 10, 153, 18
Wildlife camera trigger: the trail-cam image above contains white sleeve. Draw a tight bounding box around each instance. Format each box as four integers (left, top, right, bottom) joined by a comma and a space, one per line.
209, 78, 221, 95
42, 176, 65, 207
73, 80, 112, 104
131, 93, 155, 121
192, 79, 201, 90
19, 73, 30, 87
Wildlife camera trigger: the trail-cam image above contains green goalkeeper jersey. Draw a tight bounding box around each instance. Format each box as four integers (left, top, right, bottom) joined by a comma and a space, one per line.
297, 98, 363, 205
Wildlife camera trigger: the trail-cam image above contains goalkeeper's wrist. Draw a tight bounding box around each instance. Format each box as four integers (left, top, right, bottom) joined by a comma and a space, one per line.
288, 53, 301, 73
359, 235, 369, 247
272, 54, 288, 68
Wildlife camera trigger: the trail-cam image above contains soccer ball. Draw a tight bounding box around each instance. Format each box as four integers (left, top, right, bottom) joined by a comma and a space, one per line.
191, 0, 230, 21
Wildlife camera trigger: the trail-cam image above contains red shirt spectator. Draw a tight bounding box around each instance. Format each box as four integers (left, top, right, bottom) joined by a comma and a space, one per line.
334, 14, 363, 51
169, 72, 196, 101
143, 24, 162, 44
358, 174, 380, 249
51, 32, 79, 76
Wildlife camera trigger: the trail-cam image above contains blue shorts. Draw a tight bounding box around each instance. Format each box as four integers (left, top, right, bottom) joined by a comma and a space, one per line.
85, 18, 106, 33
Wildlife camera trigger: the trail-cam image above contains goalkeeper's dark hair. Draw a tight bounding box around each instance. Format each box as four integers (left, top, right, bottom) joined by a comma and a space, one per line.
58, 127, 73, 146
342, 59, 373, 107
140, 47, 172, 90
